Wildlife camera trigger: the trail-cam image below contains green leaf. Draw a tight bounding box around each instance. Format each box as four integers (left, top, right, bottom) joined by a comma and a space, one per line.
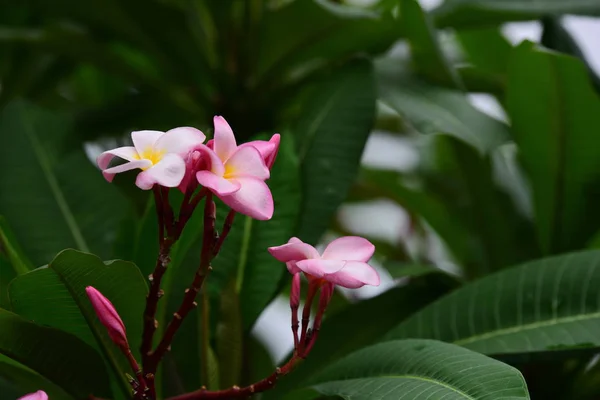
301, 339, 529, 400
0, 216, 32, 275
400, 0, 463, 89
376, 57, 510, 154
0, 354, 73, 400
216, 280, 242, 389
265, 274, 456, 399
0, 100, 129, 266
386, 250, 600, 357
433, 0, 600, 28
295, 59, 376, 244
506, 42, 600, 254
0, 308, 111, 398
456, 27, 512, 75
9, 250, 148, 397
212, 133, 301, 330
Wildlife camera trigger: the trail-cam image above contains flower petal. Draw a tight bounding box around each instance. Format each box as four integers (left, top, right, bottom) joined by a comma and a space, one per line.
103, 160, 152, 182
287, 261, 302, 275
225, 146, 269, 180
296, 259, 345, 278
326, 261, 380, 288
322, 236, 375, 262
213, 116, 237, 162
268, 240, 320, 263
97, 146, 138, 170
131, 130, 163, 154
239, 133, 280, 168
220, 177, 273, 220
196, 170, 241, 195
135, 153, 185, 190
196, 144, 225, 176
18, 391, 48, 400
155, 127, 206, 155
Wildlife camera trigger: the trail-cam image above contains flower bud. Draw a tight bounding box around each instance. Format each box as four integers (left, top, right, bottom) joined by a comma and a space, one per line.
85, 286, 129, 349
18, 391, 48, 400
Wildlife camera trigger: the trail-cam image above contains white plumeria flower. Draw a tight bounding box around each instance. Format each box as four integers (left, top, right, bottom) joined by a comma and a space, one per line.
97, 127, 206, 190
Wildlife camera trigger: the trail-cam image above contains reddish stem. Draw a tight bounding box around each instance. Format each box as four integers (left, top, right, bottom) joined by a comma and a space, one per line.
166, 355, 304, 400
298, 282, 319, 355
124, 347, 147, 398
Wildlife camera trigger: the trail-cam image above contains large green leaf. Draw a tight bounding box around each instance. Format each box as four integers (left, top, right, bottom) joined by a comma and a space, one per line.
506, 42, 600, 254
0, 355, 72, 400
264, 274, 456, 399
211, 133, 301, 330
0, 216, 33, 275
294, 59, 376, 244
0, 101, 129, 266
376, 57, 510, 154
297, 339, 529, 400
9, 250, 148, 397
433, 0, 600, 28
0, 308, 111, 398
386, 250, 600, 357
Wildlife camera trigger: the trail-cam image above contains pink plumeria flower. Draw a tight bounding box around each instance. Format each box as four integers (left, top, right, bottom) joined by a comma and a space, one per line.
196, 116, 273, 220
97, 127, 206, 190
268, 236, 380, 289
86, 286, 129, 349
18, 391, 47, 400
206, 133, 280, 169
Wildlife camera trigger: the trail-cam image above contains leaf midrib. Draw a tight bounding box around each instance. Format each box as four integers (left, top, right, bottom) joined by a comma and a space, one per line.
453, 311, 600, 347
20, 108, 90, 253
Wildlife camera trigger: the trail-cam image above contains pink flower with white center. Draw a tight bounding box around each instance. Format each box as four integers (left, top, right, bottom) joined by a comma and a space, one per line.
196, 116, 273, 220
97, 127, 206, 190
18, 391, 48, 400
268, 236, 380, 289
85, 286, 129, 349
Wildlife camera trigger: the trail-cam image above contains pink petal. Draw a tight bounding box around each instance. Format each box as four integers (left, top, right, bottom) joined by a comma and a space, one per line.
268, 241, 320, 263
102, 160, 152, 183
196, 144, 225, 176
97, 146, 138, 170
239, 133, 280, 168
322, 236, 375, 262
327, 261, 380, 289
296, 259, 346, 278
225, 146, 269, 180
135, 153, 186, 190
18, 391, 48, 400
220, 177, 273, 220
155, 127, 206, 155
85, 286, 129, 348
131, 130, 163, 154
213, 116, 237, 162
196, 170, 241, 195
287, 261, 302, 275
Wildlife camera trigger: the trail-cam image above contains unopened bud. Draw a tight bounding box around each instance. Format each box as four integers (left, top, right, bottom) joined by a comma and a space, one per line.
18, 391, 48, 400
290, 272, 301, 309
85, 286, 129, 349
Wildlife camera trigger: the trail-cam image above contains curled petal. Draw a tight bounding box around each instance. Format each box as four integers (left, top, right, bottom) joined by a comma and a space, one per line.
225, 146, 269, 180
220, 177, 273, 220
196, 170, 241, 196
135, 153, 186, 190
213, 116, 237, 162
240, 133, 280, 169
287, 261, 302, 275
322, 236, 375, 262
85, 286, 129, 348
18, 391, 48, 400
326, 261, 380, 289
102, 159, 151, 183
155, 127, 206, 155
196, 144, 225, 176
97, 146, 138, 170
131, 130, 163, 154
296, 259, 345, 278
268, 241, 320, 263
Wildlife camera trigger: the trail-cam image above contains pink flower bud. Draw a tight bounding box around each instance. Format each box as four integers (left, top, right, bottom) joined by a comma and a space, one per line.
18, 391, 48, 400
85, 286, 129, 349
290, 273, 301, 309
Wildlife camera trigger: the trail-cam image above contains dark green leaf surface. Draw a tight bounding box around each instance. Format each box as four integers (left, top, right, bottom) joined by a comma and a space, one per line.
507, 42, 600, 254
0, 216, 33, 275
387, 250, 600, 357
0, 101, 129, 266
376, 58, 509, 154
0, 308, 110, 398
295, 59, 376, 244
302, 339, 529, 400
9, 250, 147, 396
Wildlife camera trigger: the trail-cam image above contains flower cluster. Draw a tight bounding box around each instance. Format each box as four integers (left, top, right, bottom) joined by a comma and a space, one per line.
98, 116, 279, 220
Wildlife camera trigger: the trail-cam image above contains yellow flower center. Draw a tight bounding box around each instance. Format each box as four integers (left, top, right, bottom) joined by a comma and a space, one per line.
134, 147, 165, 170
224, 163, 236, 178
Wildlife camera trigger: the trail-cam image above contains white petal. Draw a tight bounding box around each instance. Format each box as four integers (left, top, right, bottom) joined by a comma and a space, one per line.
97, 146, 138, 170
103, 159, 151, 182
155, 127, 206, 155
135, 153, 185, 190
131, 130, 163, 154
213, 116, 237, 162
